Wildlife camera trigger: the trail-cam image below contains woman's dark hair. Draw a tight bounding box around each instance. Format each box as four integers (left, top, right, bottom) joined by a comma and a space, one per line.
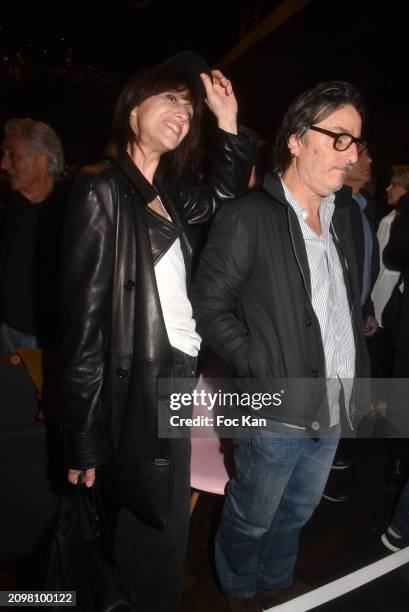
390, 165, 409, 192
113, 67, 203, 176
274, 81, 365, 173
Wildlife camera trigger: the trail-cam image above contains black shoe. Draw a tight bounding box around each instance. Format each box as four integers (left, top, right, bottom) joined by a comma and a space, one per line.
332, 456, 351, 470
257, 580, 310, 608
228, 596, 263, 612
381, 526, 409, 552
322, 483, 349, 502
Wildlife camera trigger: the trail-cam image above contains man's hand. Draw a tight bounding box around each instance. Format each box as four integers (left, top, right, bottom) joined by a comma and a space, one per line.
200, 70, 238, 135
68, 467, 96, 488
363, 315, 378, 337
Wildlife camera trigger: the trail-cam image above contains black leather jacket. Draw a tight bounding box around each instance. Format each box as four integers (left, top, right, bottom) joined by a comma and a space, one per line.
61, 129, 255, 526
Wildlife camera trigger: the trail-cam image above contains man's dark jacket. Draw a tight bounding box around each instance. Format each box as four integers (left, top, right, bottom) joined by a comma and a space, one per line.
336, 185, 379, 318
191, 174, 370, 435
61, 130, 255, 528
0, 183, 66, 346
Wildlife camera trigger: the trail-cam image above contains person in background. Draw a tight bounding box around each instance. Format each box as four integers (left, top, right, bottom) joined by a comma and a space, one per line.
372, 165, 409, 329
380, 166, 409, 491
344, 145, 379, 331
0, 118, 65, 353
323, 145, 380, 502
61, 52, 255, 612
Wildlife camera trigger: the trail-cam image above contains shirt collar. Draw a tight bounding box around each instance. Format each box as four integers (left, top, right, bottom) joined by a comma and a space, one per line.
352, 191, 367, 210
280, 177, 335, 232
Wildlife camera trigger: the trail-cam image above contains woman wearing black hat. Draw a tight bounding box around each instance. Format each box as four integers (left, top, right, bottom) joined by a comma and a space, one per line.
61, 55, 255, 611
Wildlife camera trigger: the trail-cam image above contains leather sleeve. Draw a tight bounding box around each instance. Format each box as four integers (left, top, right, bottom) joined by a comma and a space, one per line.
383, 208, 409, 273
180, 129, 257, 224
191, 201, 254, 376
61, 174, 114, 469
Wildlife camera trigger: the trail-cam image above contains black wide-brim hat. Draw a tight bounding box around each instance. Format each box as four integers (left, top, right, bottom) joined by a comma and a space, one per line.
158, 51, 212, 100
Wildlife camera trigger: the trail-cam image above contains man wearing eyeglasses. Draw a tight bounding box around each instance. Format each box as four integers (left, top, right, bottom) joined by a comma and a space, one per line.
191, 81, 370, 611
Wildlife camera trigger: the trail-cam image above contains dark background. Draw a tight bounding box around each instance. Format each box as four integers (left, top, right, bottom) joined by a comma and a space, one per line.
0, 0, 407, 192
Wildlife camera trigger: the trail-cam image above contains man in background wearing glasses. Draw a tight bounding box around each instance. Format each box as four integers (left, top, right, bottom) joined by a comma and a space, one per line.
191, 81, 370, 611
343, 143, 379, 336
323, 141, 380, 502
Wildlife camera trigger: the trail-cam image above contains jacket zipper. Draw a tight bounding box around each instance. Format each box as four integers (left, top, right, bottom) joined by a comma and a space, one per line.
288, 208, 312, 302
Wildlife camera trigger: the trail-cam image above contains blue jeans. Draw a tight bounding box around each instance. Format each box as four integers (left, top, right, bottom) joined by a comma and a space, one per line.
0, 321, 38, 354
215, 422, 340, 597
391, 477, 409, 539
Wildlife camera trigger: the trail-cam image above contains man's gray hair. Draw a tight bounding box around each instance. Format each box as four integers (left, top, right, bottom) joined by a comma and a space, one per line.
4, 118, 64, 178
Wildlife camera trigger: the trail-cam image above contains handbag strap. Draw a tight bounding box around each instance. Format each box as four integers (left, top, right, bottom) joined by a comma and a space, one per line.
55, 471, 85, 534
79, 477, 113, 552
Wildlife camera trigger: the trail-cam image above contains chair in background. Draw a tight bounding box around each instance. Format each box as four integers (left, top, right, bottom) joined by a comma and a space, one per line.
190, 436, 233, 514
0, 351, 59, 562
190, 369, 235, 514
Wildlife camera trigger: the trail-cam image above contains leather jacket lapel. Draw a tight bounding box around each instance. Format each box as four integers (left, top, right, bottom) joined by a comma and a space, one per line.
115, 150, 157, 203
155, 179, 194, 283
145, 208, 182, 266
116, 151, 189, 268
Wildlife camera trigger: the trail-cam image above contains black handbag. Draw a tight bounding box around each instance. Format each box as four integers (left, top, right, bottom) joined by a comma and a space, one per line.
43, 476, 135, 611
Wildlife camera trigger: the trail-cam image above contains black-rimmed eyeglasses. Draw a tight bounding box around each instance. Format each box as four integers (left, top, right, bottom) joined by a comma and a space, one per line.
309, 126, 366, 152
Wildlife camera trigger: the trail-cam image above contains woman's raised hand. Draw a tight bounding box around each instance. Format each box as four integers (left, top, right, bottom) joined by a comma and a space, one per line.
200, 69, 238, 135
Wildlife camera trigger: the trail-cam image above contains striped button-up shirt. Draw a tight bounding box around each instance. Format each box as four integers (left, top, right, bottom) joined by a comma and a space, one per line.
281, 179, 356, 427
